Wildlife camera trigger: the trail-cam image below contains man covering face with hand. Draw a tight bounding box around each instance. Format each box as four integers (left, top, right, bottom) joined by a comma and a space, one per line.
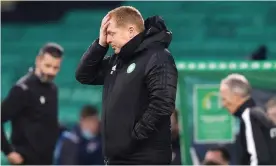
76, 6, 178, 165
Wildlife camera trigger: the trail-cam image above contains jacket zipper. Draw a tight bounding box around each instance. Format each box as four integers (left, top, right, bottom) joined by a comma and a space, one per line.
103, 57, 119, 156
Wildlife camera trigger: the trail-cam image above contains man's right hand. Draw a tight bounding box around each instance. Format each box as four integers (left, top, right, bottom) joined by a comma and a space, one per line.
99, 14, 110, 47
7, 151, 24, 165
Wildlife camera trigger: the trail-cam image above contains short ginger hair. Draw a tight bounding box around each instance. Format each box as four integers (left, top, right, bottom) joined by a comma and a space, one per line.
108, 6, 145, 32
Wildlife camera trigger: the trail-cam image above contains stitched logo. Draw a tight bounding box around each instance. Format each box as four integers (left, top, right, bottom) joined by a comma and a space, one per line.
110, 65, 117, 75
270, 128, 276, 138
127, 63, 136, 73
40, 96, 45, 104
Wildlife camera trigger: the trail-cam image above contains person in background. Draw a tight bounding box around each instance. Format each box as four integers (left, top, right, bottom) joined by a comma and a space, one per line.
220, 73, 276, 165
266, 97, 276, 124
53, 105, 104, 165
1, 43, 64, 165
248, 45, 267, 60
202, 146, 230, 165
171, 109, 181, 165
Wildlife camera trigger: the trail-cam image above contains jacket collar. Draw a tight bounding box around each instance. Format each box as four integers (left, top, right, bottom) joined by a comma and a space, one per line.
116, 32, 144, 62
28, 67, 52, 85
234, 98, 256, 118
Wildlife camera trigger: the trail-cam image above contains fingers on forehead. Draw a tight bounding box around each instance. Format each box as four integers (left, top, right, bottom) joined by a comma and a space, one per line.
104, 14, 110, 21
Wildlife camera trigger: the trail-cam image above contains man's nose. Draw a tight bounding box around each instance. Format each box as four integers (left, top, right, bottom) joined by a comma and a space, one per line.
106, 36, 111, 44
48, 68, 57, 75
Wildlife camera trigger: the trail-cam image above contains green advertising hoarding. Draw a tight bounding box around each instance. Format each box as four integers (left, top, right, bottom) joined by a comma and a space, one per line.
193, 85, 235, 143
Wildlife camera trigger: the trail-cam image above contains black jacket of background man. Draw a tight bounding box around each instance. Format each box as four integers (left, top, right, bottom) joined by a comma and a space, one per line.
75, 16, 178, 165
234, 98, 276, 165
1, 72, 59, 164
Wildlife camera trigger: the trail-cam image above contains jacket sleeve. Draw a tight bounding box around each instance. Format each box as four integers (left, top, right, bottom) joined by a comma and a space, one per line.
1, 85, 28, 155
75, 39, 111, 85
131, 50, 178, 140
56, 137, 78, 165
241, 108, 272, 165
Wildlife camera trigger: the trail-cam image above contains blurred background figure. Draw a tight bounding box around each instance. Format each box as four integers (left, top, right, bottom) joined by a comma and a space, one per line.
248, 45, 268, 61
1, 43, 64, 165
53, 105, 104, 165
220, 74, 276, 165
202, 146, 230, 165
171, 109, 181, 165
58, 123, 69, 136
266, 97, 276, 124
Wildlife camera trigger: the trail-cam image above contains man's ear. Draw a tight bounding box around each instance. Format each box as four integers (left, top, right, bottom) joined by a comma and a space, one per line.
129, 26, 135, 38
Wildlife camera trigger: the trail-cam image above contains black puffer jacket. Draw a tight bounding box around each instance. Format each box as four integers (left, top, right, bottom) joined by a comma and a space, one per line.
76, 16, 178, 164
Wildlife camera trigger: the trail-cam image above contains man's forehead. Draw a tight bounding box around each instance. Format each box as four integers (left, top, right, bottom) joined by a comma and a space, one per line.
107, 19, 117, 29
41, 53, 62, 63
84, 116, 98, 121
43, 53, 54, 58
220, 83, 229, 92
206, 151, 221, 158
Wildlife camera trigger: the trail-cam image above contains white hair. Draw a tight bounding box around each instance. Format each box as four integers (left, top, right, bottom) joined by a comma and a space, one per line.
221, 73, 251, 98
